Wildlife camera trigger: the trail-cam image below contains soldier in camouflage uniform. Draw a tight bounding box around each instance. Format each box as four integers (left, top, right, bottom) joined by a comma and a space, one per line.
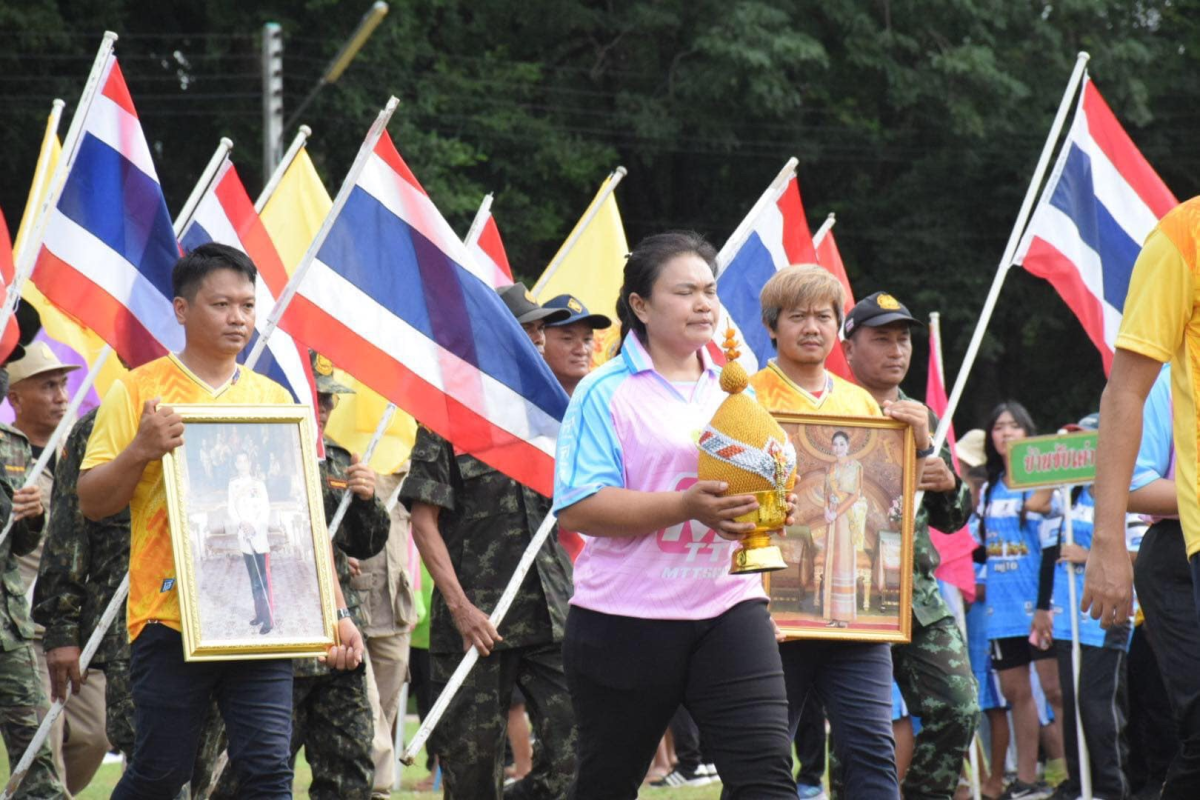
0, 347, 65, 799
212, 354, 390, 800
841, 292, 979, 800
401, 284, 577, 800
32, 406, 227, 798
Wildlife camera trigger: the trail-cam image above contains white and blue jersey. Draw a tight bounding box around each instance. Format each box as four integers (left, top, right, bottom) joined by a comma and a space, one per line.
1045, 488, 1108, 647
980, 479, 1044, 639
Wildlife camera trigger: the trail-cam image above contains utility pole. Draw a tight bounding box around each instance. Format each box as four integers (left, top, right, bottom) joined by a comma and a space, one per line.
261, 22, 283, 186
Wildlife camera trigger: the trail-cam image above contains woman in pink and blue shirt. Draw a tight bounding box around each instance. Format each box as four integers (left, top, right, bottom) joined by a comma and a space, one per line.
554, 231, 796, 799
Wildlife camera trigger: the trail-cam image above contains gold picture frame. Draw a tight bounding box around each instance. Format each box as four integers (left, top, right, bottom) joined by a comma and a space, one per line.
161, 404, 338, 661
764, 413, 916, 643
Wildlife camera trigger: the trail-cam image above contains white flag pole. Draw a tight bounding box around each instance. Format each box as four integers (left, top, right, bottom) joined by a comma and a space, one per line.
1061, 488, 1093, 799
531, 167, 627, 297
245, 96, 399, 371
0, 32, 118, 335
715, 158, 799, 274
811, 212, 836, 250
255, 125, 312, 213
172, 138, 234, 236
1, 574, 129, 800
929, 51, 1090, 456
463, 192, 494, 249
324, 403, 396, 540
401, 511, 558, 765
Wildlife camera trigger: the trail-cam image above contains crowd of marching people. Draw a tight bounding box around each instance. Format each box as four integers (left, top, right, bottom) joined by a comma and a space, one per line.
4, 195, 1200, 800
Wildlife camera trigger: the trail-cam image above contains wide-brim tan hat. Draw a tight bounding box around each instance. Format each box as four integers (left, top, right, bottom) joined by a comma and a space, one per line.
6, 341, 82, 385
955, 428, 987, 469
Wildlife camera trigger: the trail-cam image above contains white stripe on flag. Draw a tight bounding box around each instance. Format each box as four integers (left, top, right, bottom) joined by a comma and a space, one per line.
755, 204, 791, 271
42, 209, 184, 351
301, 260, 558, 455
1071, 118, 1160, 245
85, 91, 161, 182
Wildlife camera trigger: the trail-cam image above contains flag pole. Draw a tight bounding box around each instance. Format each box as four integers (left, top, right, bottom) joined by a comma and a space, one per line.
930, 51, 1090, 455
255, 125, 312, 213
1061, 487, 1093, 799
0, 573, 129, 800
13, 99, 66, 262
715, 157, 799, 273
245, 96, 399, 371
0, 32, 118, 335
401, 511, 559, 765
324, 403, 396, 540
463, 192, 494, 249
531, 167, 627, 298
172, 138, 234, 235
811, 212, 836, 249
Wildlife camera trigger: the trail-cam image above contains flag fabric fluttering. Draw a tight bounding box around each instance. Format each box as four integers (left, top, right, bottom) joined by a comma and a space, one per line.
1014, 75, 1178, 374
179, 158, 318, 408
468, 209, 514, 288
12, 108, 128, 420
259, 146, 417, 474
275, 130, 568, 495
0, 212, 20, 363
924, 321, 978, 603
716, 175, 820, 374
812, 228, 855, 380
33, 55, 181, 369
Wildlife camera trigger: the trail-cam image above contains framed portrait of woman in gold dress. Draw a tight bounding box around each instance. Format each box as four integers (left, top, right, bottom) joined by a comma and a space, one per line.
764, 414, 916, 643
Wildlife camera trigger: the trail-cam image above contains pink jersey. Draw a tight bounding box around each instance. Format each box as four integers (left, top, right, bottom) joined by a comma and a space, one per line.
553, 332, 767, 619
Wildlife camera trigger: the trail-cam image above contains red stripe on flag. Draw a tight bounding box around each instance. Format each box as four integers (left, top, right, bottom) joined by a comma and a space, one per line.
1020, 237, 1113, 374
373, 135, 428, 197
279, 295, 555, 495
213, 165, 292, 297
101, 60, 139, 119
34, 248, 167, 368
814, 230, 855, 382
0, 208, 14, 285
0, 211, 16, 362
776, 177, 817, 265
478, 215, 513, 282
1081, 82, 1177, 219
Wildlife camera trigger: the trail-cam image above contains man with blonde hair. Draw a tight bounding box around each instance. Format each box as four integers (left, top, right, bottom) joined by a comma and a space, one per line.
752, 264, 936, 800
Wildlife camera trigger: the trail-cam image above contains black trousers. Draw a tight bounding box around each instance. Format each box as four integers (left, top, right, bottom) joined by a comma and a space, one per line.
1127, 625, 1176, 796
793, 690, 827, 787
1133, 520, 1200, 798
1053, 638, 1129, 798
563, 599, 795, 799
670, 705, 705, 773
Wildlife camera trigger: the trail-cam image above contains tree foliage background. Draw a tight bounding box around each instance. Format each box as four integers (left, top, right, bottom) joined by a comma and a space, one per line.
1, 0, 1196, 434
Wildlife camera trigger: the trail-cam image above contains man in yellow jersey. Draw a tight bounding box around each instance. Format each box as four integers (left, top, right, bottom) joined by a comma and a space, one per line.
77, 243, 364, 799
1085, 198, 1200, 634
750, 264, 932, 800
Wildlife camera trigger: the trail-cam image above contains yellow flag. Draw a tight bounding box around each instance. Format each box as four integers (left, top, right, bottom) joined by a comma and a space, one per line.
531, 171, 629, 365
18, 110, 128, 400
259, 148, 416, 473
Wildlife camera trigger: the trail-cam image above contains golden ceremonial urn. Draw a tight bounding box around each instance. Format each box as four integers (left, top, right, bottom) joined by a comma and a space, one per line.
697, 330, 797, 574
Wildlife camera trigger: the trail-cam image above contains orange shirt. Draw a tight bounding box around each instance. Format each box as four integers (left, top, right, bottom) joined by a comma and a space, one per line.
749, 360, 881, 417
81, 354, 291, 641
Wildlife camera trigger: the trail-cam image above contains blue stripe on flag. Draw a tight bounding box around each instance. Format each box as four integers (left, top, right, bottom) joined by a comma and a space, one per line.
56, 133, 178, 301
718, 232, 777, 365
179, 221, 212, 255
318, 187, 567, 419
1048, 144, 1141, 313
238, 330, 301, 403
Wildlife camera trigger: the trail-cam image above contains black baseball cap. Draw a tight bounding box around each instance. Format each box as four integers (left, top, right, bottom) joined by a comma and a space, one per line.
542, 294, 612, 329
497, 283, 571, 325
843, 291, 923, 338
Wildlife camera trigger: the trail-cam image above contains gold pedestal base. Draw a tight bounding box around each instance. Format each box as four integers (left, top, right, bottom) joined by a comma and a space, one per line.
731, 541, 786, 574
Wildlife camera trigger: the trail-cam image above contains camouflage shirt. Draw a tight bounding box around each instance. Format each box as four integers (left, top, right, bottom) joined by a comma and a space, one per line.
0, 422, 44, 651
293, 439, 390, 680
896, 390, 973, 628
400, 427, 573, 655
31, 409, 133, 664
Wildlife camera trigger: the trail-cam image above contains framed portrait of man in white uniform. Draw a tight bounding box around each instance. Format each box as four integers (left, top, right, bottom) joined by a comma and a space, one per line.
161, 404, 338, 660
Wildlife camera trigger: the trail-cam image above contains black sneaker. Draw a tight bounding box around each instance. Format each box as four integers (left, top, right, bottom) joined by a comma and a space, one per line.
649, 767, 711, 787
999, 780, 1053, 800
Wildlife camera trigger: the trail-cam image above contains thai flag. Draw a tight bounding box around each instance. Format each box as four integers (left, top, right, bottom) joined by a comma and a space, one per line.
0, 212, 19, 362
467, 211, 513, 288
1015, 75, 1177, 374
715, 175, 818, 372
277, 131, 569, 495
179, 159, 318, 409
33, 55, 181, 368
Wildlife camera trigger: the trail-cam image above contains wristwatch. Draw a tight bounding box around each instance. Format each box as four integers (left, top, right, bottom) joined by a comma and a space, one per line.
916, 442, 936, 459
336, 607, 353, 621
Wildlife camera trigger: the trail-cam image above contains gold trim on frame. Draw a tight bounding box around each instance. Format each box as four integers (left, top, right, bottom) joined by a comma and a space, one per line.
764, 413, 916, 644
161, 404, 339, 661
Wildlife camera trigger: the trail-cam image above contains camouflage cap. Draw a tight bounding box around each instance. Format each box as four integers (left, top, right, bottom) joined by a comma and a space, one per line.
311, 352, 355, 395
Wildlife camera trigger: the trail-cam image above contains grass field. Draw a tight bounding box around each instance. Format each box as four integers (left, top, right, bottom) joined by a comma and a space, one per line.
0, 718, 726, 799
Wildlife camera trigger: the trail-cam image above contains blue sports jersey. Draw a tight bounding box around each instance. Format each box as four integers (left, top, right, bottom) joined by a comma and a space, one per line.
980, 479, 1045, 639
1045, 488, 1107, 647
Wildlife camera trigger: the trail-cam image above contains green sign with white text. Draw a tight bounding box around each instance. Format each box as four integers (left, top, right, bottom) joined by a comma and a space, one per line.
1005, 431, 1097, 489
